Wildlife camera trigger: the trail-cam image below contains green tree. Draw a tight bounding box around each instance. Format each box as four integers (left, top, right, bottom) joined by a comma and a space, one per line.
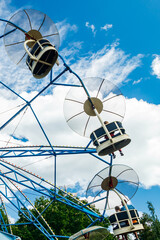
12, 191, 115, 240
139, 201, 160, 240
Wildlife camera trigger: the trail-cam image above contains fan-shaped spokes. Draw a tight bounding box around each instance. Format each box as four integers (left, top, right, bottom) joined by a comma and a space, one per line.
64, 78, 125, 137
86, 164, 139, 209
4, 9, 60, 68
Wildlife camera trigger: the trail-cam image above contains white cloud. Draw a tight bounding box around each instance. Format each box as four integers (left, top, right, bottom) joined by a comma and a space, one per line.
151, 54, 160, 78
121, 98, 160, 188
101, 24, 113, 31
69, 43, 143, 86
85, 22, 96, 36
59, 41, 83, 64
1, 90, 160, 192
8, 215, 16, 224
0, 0, 14, 20
56, 20, 78, 44
133, 77, 142, 85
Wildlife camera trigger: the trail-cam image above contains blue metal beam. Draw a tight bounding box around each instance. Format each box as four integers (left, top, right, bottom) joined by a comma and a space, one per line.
0, 160, 100, 219
0, 160, 102, 239
0, 68, 68, 132
0, 16, 109, 239
0, 178, 57, 240
0, 18, 27, 34
0, 145, 97, 158
0, 211, 8, 233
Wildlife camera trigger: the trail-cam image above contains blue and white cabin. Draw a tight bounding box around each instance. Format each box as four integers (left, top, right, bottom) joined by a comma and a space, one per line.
90, 121, 131, 156
109, 209, 144, 237
24, 37, 58, 79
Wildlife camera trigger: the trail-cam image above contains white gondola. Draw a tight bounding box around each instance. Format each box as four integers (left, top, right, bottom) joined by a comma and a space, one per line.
109, 209, 144, 237
24, 38, 58, 79
90, 121, 131, 156
69, 226, 109, 239
0, 230, 21, 240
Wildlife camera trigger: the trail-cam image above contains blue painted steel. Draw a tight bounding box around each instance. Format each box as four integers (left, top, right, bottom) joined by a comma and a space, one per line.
0, 104, 29, 131
0, 211, 8, 233
54, 155, 56, 194
29, 105, 56, 155
0, 81, 28, 103
0, 16, 113, 239
0, 160, 100, 219
0, 18, 27, 34
87, 218, 102, 228
58, 54, 92, 100
83, 196, 107, 209
51, 236, 69, 239
53, 82, 81, 87
89, 153, 111, 165
0, 146, 97, 158
0, 160, 102, 239
0, 178, 56, 240
29, 68, 68, 103
85, 140, 93, 150
0, 29, 16, 39
0, 68, 68, 132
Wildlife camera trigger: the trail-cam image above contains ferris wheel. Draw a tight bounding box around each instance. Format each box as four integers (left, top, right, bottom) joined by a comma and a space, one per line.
0, 8, 142, 240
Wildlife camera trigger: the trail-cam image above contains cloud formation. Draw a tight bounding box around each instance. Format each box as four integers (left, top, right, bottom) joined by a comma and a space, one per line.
56, 20, 78, 44
101, 23, 113, 31
85, 21, 96, 36
69, 42, 143, 86
123, 98, 160, 188
151, 55, 160, 79
1, 86, 159, 191
133, 77, 142, 85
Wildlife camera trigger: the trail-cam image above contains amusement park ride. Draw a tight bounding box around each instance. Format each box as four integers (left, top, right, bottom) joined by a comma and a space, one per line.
0, 8, 144, 240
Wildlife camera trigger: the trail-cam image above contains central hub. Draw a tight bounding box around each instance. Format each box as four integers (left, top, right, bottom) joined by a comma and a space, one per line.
25, 29, 43, 48
101, 176, 118, 190
84, 97, 103, 116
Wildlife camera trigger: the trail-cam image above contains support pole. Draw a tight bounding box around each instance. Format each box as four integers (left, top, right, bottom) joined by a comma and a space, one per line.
58, 54, 113, 141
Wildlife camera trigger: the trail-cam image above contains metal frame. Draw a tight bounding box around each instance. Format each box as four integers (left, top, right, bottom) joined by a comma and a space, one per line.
0, 158, 105, 239
0, 145, 97, 158
0, 17, 113, 239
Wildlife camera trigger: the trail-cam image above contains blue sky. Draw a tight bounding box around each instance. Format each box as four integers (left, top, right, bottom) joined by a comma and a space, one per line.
0, 0, 160, 228
14, 0, 160, 104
